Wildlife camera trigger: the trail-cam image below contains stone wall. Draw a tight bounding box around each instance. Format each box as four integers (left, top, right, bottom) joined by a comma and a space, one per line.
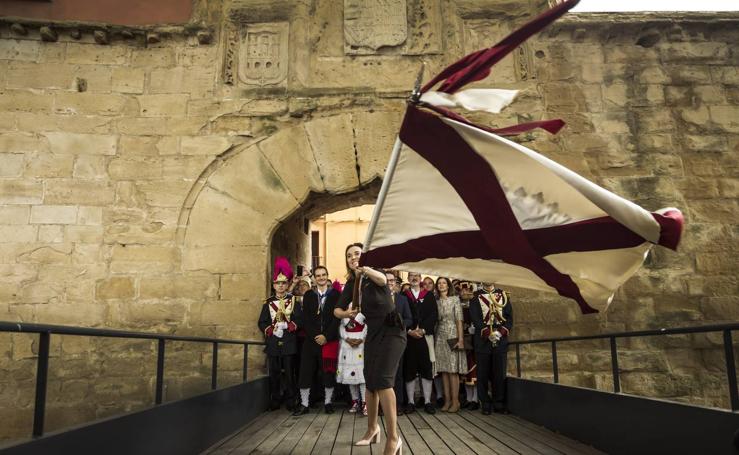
0, 0, 736, 442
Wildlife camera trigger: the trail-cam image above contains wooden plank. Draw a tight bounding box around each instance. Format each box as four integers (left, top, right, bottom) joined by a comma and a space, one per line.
249, 413, 300, 454
222, 411, 292, 455
379, 413, 411, 455
447, 413, 520, 455
396, 414, 429, 454
406, 412, 454, 455
292, 413, 330, 455
466, 411, 560, 455
271, 412, 318, 454
433, 412, 504, 455
311, 410, 342, 455
203, 411, 282, 454
504, 415, 605, 455
487, 414, 599, 455
420, 411, 495, 455
353, 413, 372, 455
331, 411, 355, 455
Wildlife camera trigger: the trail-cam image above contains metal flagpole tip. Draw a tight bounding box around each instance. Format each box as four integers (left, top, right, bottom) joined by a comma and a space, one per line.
409, 61, 426, 104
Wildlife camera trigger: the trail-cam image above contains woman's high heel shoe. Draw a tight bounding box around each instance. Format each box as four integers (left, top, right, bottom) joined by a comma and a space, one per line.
355, 427, 381, 446
386, 438, 402, 455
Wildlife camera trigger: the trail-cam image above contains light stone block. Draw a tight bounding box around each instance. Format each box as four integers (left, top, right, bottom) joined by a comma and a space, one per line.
304, 114, 360, 193
45, 133, 117, 156
139, 275, 218, 300
44, 180, 115, 205
0, 154, 24, 177
258, 124, 324, 201
73, 155, 108, 179
0, 90, 53, 113
0, 132, 48, 153
54, 93, 136, 117
137, 94, 189, 118
0, 39, 39, 61
0, 225, 37, 243
30, 205, 78, 225
0, 180, 43, 204
352, 111, 401, 185
180, 136, 231, 156
38, 225, 64, 243
110, 245, 178, 274
76, 207, 103, 226
25, 152, 75, 178
111, 67, 145, 94
0, 206, 29, 225
65, 43, 129, 65
108, 157, 163, 180
65, 226, 104, 243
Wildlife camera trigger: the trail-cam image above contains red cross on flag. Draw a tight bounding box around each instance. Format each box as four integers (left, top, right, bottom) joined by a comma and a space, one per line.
360, 0, 683, 314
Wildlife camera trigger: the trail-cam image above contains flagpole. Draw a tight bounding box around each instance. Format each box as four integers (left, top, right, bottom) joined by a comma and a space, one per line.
363, 63, 426, 251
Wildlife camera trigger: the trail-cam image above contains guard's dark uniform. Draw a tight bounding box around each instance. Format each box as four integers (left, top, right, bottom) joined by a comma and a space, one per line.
258, 293, 302, 409
403, 289, 438, 382
298, 287, 340, 389
470, 288, 513, 414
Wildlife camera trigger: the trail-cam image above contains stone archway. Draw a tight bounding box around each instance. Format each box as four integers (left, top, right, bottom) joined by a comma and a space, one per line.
177, 109, 402, 339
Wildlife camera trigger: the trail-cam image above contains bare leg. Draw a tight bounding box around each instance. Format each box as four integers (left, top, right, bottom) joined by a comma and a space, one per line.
360, 389, 380, 440
449, 374, 461, 412
378, 388, 400, 455
440, 373, 451, 411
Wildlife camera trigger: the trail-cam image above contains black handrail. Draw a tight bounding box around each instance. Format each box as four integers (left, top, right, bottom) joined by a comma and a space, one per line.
509, 322, 739, 411
0, 321, 266, 438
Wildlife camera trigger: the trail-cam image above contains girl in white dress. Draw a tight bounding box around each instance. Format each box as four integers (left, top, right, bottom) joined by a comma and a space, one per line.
336, 302, 368, 415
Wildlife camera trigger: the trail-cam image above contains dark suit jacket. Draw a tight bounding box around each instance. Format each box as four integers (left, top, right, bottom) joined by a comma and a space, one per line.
301, 287, 340, 346
404, 289, 438, 335
393, 292, 413, 330
470, 289, 513, 354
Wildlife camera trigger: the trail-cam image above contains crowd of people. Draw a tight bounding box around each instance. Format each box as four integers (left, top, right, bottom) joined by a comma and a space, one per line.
258, 244, 513, 454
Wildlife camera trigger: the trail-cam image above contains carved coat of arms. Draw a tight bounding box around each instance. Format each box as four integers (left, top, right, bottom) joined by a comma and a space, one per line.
238, 23, 289, 86
344, 0, 407, 54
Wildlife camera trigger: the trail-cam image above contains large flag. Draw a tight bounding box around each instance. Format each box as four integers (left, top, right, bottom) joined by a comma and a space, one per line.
360, 0, 683, 314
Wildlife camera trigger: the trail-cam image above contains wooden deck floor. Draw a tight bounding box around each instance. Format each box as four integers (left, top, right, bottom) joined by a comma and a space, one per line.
204, 406, 605, 455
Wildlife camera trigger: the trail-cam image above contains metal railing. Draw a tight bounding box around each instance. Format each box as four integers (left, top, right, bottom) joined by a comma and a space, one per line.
509, 322, 739, 411
0, 321, 266, 438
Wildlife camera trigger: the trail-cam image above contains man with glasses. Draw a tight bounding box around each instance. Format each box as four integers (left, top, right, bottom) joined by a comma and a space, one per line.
384, 271, 413, 416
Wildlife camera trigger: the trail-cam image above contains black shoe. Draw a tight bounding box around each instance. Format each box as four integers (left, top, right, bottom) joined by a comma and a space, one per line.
436, 397, 445, 407
468, 401, 480, 411
324, 403, 334, 414
404, 403, 416, 414
493, 406, 509, 414
397, 408, 405, 416
481, 403, 492, 415
424, 403, 436, 414
292, 405, 310, 416
269, 401, 281, 411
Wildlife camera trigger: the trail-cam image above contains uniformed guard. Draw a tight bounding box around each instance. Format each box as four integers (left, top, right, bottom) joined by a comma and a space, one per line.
470, 283, 513, 415
258, 257, 303, 411
293, 265, 341, 416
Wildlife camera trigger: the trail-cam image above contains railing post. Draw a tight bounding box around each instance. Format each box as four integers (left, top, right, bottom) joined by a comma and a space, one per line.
211, 342, 218, 390
723, 330, 739, 411
610, 336, 621, 393
155, 339, 165, 405
243, 344, 249, 382
551, 341, 559, 384
32, 331, 50, 438
515, 343, 521, 377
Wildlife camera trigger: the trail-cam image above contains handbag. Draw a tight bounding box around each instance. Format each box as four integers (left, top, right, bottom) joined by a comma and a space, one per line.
447, 338, 465, 351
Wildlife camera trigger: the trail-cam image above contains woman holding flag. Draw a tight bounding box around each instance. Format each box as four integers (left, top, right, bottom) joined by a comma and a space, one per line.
334, 243, 406, 455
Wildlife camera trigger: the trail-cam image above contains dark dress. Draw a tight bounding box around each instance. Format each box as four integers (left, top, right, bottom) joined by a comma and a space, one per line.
337, 275, 407, 391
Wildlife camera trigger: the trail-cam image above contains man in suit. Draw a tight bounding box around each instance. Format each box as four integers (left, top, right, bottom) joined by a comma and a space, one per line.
470, 284, 513, 415
293, 266, 341, 415
403, 271, 439, 414
385, 271, 413, 416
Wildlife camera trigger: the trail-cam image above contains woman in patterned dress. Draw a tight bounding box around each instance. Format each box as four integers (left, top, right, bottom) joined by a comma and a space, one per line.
433, 277, 467, 413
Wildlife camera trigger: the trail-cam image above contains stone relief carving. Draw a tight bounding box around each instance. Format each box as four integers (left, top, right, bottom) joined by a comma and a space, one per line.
344, 0, 408, 54
223, 21, 289, 87
514, 41, 536, 81
405, 0, 442, 55
238, 23, 289, 86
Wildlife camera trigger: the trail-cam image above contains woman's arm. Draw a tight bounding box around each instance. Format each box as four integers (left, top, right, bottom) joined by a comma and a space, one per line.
359, 266, 386, 286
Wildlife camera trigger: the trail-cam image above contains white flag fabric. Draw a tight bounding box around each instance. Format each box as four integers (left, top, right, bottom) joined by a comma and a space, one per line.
361, 105, 683, 314
419, 89, 519, 114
